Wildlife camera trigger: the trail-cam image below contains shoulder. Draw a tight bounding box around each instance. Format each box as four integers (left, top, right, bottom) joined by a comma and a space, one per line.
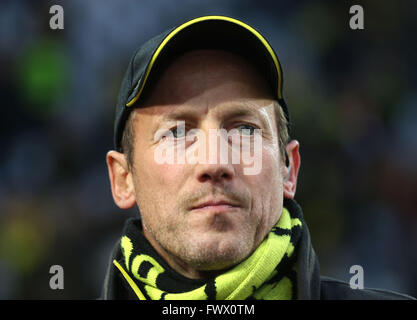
320, 276, 416, 300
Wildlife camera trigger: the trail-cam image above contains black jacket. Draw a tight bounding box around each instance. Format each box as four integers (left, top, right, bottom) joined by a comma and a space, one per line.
101, 200, 415, 300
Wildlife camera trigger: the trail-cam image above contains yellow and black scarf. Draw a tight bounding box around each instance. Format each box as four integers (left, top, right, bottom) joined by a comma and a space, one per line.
112, 200, 303, 300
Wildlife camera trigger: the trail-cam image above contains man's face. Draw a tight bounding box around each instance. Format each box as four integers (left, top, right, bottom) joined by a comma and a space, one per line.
127, 50, 287, 276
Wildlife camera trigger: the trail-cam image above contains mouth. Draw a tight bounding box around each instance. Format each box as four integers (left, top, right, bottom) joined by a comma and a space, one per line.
190, 198, 241, 213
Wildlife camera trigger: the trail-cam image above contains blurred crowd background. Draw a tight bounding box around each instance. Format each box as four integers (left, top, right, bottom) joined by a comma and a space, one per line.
0, 0, 416, 299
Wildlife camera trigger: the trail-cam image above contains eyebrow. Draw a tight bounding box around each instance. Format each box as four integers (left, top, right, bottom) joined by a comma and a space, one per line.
157, 102, 274, 129
159, 108, 201, 123
218, 106, 261, 120
219, 103, 274, 130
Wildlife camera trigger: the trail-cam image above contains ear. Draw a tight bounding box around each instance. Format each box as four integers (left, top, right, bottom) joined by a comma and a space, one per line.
106, 150, 136, 209
282, 140, 301, 199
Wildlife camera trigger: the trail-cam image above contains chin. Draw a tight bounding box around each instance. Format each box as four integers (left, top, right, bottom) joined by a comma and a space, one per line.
182, 233, 254, 271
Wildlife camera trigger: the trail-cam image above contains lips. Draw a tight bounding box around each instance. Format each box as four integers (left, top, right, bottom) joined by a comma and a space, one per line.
190, 198, 241, 212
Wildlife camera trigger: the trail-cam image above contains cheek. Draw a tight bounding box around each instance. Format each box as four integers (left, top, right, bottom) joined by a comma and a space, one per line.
242, 148, 283, 218
247, 147, 282, 185
262, 148, 284, 197
135, 151, 187, 209
137, 147, 183, 186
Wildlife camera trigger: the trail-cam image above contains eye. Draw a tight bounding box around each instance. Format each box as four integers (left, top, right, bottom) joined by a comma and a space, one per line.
169, 125, 186, 138
235, 124, 257, 135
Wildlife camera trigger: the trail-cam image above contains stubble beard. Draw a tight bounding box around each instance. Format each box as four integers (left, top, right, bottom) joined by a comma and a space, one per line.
142, 212, 257, 274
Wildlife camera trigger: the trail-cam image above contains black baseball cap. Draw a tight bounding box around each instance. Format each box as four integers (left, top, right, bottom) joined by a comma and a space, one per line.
113, 15, 290, 152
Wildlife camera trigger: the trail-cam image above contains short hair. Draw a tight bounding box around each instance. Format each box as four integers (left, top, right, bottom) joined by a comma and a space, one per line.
120, 101, 290, 170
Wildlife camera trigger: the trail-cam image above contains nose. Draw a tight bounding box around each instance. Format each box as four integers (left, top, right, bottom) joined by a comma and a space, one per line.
195, 161, 235, 183
192, 127, 236, 183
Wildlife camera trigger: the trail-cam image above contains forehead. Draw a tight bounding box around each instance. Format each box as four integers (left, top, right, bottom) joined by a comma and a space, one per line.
139, 49, 274, 108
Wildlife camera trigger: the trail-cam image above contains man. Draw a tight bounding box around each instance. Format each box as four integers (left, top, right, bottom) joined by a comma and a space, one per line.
101, 16, 414, 300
